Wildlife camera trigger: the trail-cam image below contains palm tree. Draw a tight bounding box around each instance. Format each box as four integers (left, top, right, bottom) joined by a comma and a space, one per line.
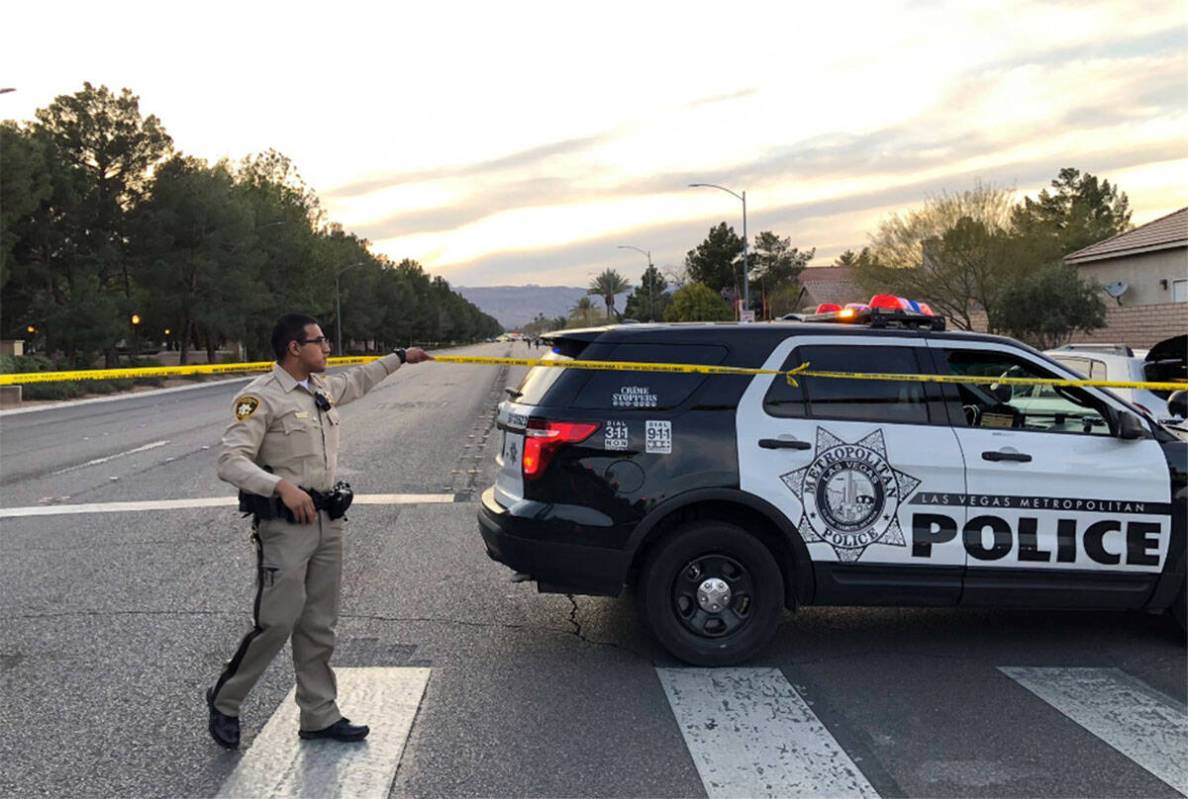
570, 296, 597, 325
588, 268, 632, 320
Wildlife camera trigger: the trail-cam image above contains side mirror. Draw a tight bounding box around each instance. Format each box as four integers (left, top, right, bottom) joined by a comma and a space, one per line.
1116, 410, 1147, 440
1169, 390, 1187, 420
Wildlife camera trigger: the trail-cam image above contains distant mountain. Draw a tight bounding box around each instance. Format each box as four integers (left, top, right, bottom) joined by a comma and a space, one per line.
456, 285, 631, 329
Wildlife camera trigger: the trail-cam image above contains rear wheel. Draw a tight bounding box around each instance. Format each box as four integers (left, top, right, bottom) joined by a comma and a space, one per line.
640, 520, 784, 666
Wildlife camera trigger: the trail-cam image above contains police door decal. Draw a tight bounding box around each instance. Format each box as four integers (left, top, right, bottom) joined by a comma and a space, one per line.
781, 427, 921, 563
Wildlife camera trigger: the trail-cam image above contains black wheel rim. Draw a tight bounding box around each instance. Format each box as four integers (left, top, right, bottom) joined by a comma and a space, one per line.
671, 553, 755, 639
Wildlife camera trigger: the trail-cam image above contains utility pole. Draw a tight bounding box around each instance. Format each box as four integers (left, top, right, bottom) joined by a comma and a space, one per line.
689, 183, 750, 320
335, 262, 365, 354
617, 245, 653, 320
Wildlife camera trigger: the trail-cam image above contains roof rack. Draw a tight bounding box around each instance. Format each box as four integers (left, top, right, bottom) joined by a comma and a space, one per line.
1054, 343, 1134, 357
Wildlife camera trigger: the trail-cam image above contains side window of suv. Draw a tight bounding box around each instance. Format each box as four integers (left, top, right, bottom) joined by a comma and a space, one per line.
764, 344, 932, 424
937, 348, 1111, 436
1052, 355, 1108, 382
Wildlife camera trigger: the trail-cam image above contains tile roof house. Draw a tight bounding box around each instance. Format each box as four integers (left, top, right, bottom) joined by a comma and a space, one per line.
1063, 206, 1188, 349
1064, 207, 1187, 306
796, 265, 865, 310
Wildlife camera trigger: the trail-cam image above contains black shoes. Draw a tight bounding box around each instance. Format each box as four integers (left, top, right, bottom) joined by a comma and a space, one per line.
206, 687, 240, 750
205, 688, 365, 748
298, 718, 370, 742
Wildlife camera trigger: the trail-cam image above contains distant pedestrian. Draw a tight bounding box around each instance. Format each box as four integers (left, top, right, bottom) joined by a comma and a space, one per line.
205, 313, 430, 749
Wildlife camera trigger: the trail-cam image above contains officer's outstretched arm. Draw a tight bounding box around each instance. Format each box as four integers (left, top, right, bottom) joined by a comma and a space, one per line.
324, 348, 431, 406
217, 393, 281, 497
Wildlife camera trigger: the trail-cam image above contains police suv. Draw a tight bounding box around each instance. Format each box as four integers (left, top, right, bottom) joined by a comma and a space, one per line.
478, 299, 1187, 665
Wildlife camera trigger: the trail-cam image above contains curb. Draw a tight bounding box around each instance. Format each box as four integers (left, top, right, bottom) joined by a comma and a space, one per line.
0, 375, 255, 417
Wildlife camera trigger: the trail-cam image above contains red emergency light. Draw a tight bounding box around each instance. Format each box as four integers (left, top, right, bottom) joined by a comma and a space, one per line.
869, 294, 907, 310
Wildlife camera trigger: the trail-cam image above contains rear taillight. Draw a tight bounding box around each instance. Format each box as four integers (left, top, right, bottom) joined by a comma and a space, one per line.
522, 418, 599, 479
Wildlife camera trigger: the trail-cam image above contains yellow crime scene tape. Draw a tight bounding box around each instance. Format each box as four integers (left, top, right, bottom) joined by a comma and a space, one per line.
431, 355, 1187, 392
2, 353, 1183, 392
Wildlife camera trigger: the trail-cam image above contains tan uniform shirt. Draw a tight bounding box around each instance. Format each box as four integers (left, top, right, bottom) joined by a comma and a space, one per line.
217, 354, 403, 496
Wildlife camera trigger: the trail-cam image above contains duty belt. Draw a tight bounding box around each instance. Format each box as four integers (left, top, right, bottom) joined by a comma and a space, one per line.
238, 481, 354, 523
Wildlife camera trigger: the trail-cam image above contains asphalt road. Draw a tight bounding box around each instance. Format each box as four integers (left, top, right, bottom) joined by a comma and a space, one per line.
1, 340, 1185, 798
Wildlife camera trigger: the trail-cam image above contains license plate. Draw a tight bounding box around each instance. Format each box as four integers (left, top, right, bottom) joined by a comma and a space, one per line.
501, 431, 522, 469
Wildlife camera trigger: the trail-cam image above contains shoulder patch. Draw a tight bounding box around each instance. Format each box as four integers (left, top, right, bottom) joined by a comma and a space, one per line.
233, 395, 261, 421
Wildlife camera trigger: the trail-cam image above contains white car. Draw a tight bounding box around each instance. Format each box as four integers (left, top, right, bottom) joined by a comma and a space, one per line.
1045, 338, 1185, 430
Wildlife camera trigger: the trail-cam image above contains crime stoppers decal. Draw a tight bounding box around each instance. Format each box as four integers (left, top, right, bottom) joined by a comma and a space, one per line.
781, 427, 921, 563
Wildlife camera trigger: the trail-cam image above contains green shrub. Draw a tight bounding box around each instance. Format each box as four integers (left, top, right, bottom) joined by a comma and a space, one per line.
0, 354, 56, 374
24, 382, 86, 400
2, 354, 151, 398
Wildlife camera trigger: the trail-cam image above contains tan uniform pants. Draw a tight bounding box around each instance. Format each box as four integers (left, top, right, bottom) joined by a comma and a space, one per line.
211, 512, 344, 731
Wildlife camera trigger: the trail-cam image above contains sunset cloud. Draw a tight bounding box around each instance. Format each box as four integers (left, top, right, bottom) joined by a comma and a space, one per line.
4, 0, 1183, 289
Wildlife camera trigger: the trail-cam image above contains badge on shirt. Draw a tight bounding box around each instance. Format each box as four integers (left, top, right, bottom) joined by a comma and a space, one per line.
234, 395, 261, 421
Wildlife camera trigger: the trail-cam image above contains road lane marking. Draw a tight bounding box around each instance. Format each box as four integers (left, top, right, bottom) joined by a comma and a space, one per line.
0, 493, 460, 518
353, 493, 457, 505
50, 439, 171, 475
216, 666, 430, 799
1000, 666, 1188, 794
657, 667, 880, 799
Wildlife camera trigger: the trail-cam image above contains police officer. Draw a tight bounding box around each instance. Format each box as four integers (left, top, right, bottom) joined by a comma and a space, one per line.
205, 313, 430, 749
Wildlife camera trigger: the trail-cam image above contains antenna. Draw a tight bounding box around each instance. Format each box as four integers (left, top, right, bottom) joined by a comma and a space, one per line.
1103, 281, 1128, 305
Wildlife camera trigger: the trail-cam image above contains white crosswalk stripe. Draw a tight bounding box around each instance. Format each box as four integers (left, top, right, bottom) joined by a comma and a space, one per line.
657, 667, 880, 799
216, 667, 430, 799
206, 664, 1186, 798
0, 493, 458, 518
1001, 666, 1188, 795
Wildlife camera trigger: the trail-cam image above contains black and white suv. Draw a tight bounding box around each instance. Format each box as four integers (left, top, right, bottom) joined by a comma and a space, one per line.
477, 309, 1187, 665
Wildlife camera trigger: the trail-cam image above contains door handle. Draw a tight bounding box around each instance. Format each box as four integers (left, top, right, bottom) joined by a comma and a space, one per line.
982, 450, 1032, 463
759, 438, 812, 450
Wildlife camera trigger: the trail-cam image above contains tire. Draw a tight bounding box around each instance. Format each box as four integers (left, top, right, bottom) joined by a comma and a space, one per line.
639, 520, 785, 666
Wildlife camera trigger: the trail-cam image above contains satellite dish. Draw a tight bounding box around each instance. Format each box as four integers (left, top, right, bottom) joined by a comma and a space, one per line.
1104, 280, 1129, 299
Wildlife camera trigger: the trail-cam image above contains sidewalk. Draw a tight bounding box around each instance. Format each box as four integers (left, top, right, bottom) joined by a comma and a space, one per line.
0, 374, 255, 417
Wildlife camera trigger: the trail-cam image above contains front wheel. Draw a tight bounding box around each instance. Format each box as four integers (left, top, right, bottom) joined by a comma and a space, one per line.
640, 520, 785, 666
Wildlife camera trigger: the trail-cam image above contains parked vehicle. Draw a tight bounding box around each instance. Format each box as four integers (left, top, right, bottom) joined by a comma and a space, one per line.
478, 301, 1187, 664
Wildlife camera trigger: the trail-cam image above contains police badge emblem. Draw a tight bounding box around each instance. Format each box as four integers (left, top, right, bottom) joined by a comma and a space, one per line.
234, 395, 260, 421
781, 427, 921, 563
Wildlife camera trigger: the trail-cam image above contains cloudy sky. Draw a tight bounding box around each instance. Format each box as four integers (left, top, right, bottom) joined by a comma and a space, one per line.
3, 1, 1185, 288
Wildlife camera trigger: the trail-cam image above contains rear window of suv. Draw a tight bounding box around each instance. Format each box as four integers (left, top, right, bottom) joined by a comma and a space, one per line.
569, 343, 728, 410
511, 351, 572, 405
764, 344, 932, 424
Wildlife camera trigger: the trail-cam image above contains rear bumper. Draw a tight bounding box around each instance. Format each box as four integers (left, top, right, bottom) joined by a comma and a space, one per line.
477, 487, 628, 596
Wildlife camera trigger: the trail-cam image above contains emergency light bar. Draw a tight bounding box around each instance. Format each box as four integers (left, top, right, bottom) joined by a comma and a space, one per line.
804, 295, 945, 330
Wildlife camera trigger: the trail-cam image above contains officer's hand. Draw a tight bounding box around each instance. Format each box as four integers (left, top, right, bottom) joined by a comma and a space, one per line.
405, 347, 433, 364
276, 480, 316, 524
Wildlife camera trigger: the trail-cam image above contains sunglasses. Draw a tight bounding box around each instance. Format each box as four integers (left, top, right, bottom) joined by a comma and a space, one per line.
298, 336, 332, 348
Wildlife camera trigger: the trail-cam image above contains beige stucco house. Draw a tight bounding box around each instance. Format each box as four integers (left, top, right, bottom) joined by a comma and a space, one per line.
1064, 207, 1187, 348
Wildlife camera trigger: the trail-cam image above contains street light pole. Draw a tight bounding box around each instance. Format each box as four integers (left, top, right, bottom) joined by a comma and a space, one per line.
688, 183, 749, 319
335, 262, 365, 355
129, 313, 142, 358
617, 244, 653, 321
